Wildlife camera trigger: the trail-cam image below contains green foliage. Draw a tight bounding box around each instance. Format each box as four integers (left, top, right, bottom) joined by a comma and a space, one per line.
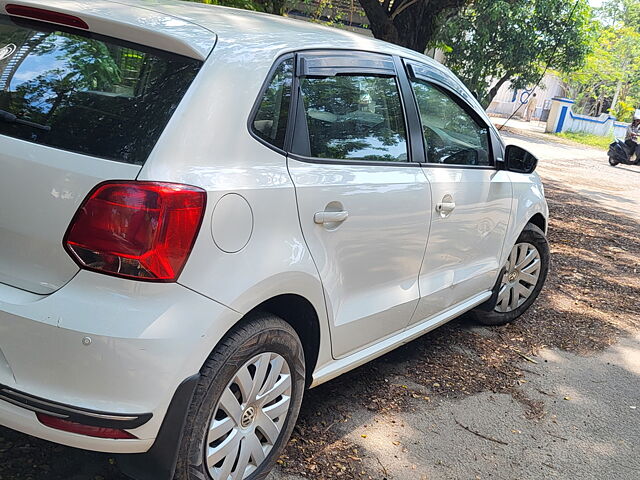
436, 0, 594, 108
610, 99, 636, 122
598, 0, 640, 29
300, 0, 347, 28
555, 131, 613, 150
563, 0, 640, 120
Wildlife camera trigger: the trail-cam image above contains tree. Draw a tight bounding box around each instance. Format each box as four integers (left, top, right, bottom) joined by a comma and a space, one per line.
357, 0, 469, 52
436, 0, 594, 107
598, 0, 640, 29
603, 27, 640, 114
562, 1, 640, 121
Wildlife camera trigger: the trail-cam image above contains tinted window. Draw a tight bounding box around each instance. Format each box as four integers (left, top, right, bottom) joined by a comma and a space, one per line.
252, 58, 293, 149
410, 79, 490, 166
300, 75, 407, 162
0, 16, 202, 165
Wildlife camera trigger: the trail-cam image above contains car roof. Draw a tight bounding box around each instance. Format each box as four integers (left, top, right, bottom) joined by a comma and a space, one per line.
111, 0, 446, 68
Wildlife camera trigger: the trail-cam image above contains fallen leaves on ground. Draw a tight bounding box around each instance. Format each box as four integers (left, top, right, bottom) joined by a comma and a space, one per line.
0, 183, 638, 480
278, 181, 640, 479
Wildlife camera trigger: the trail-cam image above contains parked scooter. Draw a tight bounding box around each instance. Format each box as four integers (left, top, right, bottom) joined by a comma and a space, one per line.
610, 113, 640, 166
608, 138, 640, 166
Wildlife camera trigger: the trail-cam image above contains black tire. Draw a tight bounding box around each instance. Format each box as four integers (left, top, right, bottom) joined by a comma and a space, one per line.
609, 156, 619, 166
173, 314, 305, 480
471, 223, 550, 326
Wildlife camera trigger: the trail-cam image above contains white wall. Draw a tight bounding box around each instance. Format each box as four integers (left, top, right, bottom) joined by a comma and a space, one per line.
614, 122, 630, 139
487, 74, 565, 119
545, 97, 629, 138
564, 112, 616, 136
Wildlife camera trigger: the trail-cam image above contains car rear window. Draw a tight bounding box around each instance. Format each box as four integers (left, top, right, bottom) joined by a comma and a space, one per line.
0, 16, 202, 165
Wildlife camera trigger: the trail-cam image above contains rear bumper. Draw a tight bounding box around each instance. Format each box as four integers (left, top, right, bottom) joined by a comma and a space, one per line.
0, 270, 241, 453
0, 388, 154, 453
0, 382, 152, 429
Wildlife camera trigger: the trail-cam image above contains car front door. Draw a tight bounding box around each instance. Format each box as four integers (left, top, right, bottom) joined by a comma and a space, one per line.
287, 51, 431, 358
403, 60, 513, 326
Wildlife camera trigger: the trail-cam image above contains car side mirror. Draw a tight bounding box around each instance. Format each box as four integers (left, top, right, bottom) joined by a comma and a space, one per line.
504, 145, 538, 174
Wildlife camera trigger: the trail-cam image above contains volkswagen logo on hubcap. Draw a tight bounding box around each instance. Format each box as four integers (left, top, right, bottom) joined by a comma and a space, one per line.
241, 406, 256, 428
0, 44, 17, 61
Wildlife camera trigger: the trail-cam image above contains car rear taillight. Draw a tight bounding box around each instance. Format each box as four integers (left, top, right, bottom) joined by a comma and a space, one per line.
36, 413, 137, 439
5, 4, 89, 29
64, 181, 206, 282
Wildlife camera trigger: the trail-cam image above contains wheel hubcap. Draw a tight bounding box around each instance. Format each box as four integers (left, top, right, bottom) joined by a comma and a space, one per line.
240, 406, 256, 428
495, 242, 541, 313
205, 352, 292, 480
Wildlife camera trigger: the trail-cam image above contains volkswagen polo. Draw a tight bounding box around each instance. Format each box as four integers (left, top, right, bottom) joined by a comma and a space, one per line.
0, 1, 549, 479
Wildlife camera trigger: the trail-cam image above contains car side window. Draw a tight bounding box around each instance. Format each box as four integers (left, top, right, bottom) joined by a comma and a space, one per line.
299, 75, 408, 162
410, 79, 491, 166
252, 58, 294, 149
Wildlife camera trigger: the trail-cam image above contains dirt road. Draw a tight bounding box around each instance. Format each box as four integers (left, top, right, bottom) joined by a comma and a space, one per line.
0, 133, 638, 480
270, 133, 640, 480
506, 132, 640, 222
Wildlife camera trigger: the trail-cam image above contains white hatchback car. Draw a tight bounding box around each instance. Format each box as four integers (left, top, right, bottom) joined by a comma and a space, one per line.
0, 1, 549, 479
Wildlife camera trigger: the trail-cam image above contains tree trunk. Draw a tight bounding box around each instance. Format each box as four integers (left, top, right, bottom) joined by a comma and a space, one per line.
358, 0, 468, 54
358, 0, 400, 45
610, 78, 623, 114
484, 73, 511, 109
393, 3, 435, 52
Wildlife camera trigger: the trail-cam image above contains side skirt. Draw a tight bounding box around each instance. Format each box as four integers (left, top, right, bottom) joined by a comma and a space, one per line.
310, 291, 491, 388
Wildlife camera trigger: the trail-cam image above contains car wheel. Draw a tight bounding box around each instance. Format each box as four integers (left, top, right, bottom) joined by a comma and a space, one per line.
174, 314, 305, 480
609, 156, 619, 166
472, 223, 550, 326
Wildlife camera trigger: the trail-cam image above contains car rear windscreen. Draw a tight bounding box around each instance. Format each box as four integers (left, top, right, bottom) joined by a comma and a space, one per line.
0, 16, 203, 165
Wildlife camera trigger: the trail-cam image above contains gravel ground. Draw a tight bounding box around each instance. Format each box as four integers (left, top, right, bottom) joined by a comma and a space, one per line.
275, 333, 640, 480
506, 131, 640, 223
0, 132, 638, 480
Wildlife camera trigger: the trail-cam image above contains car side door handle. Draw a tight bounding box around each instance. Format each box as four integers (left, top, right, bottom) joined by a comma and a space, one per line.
314, 210, 349, 224
435, 201, 456, 217
435, 202, 456, 212
436, 194, 456, 217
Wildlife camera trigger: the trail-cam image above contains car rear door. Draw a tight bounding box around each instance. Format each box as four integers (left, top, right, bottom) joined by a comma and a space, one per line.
402, 60, 513, 325
287, 51, 431, 358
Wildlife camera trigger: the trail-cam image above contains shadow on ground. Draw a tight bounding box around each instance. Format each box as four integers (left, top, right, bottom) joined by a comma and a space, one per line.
276, 180, 640, 478
0, 181, 638, 480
